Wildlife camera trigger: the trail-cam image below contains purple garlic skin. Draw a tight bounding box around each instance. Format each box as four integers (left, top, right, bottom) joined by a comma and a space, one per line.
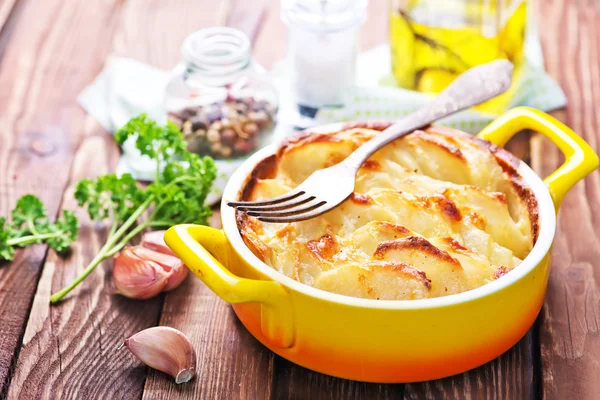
123, 326, 196, 384
113, 233, 188, 300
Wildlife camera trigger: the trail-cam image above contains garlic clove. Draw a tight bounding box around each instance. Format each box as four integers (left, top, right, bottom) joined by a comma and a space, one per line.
163, 262, 188, 292
141, 230, 175, 256
113, 247, 170, 299
140, 231, 189, 291
131, 246, 181, 271
123, 326, 196, 384
130, 246, 188, 292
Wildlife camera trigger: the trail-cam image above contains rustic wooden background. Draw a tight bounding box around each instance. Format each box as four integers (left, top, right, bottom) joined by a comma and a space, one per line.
0, 0, 598, 399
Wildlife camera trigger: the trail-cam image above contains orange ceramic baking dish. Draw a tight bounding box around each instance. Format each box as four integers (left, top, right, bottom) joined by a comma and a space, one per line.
165, 107, 598, 383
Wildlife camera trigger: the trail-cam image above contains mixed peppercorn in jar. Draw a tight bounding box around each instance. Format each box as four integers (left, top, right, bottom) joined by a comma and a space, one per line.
168, 97, 276, 159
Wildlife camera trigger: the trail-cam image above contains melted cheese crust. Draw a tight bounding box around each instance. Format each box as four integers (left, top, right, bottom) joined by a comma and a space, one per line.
238, 124, 538, 300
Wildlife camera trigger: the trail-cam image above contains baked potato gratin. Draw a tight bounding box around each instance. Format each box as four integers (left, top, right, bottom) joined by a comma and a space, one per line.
237, 122, 539, 300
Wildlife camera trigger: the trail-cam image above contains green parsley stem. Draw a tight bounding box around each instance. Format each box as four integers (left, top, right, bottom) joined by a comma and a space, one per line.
108, 218, 119, 237
102, 199, 175, 258
27, 218, 40, 237
49, 245, 107, 303
49, 195, 154, 304
7, 232, 64, 246
104, 221, 151, 258
148, 220, 173, 227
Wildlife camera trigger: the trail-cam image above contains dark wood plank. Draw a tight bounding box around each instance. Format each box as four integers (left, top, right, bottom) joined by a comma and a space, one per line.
2, 0, 591, 398
272, 356, 403, 400
0, 183, 64, 396
252, 0, 286, 70
7, 0, 254, 397
0, 0, 124, 396
404, 329, 539, 400
142, 221, 275, 399
226, 0, 268, 43
0, 0, 20, 58
0, 0, 18, 28
111, 0, 231, 70
141, 2, 277, 399
7, 119, 165, 400
505, 132, 533, 166
362, 0, 389, 51
533, 1, 600, 398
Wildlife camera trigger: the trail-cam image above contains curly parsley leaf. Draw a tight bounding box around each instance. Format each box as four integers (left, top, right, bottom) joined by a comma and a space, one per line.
1, 195, 79, 262
75, 174, 146, 221
11, 194, 48, 235
0, 217, 16, 261
46, 211, 79, 252
115, 114, 187, 164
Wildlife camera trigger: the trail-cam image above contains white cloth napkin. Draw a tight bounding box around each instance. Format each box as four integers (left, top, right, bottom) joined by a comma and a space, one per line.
78, 42, 566, 205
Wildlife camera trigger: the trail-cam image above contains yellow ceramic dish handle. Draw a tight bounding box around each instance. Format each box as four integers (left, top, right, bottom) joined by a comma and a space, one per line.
478, 107, 599, 209
165, 224, 294, 348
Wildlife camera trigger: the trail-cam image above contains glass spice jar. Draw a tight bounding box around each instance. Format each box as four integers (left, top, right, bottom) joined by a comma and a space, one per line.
165, 27, 278, 159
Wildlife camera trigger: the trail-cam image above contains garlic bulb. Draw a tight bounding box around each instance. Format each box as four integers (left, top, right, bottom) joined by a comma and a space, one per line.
113, 246, 188, 299
123, 326, 196, 384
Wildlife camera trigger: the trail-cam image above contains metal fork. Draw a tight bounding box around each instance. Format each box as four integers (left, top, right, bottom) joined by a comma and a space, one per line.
228, 59, 513, 223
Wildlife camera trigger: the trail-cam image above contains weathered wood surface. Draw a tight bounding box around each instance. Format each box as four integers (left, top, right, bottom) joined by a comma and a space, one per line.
0, 0, 124, 396
534, 1, 600, 399
0, 0, 165, 397
0, 0, 597, 399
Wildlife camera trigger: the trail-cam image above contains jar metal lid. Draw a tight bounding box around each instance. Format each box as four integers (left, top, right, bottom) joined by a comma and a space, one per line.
281, 0, 368, 32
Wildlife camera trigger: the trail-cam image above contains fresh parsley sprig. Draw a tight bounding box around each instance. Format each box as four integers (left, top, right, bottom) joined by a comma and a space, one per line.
0, 195, 78, 261
49, 115, 216, 303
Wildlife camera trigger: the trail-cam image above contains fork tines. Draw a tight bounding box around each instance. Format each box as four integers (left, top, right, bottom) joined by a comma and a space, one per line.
227, 189, 327, 223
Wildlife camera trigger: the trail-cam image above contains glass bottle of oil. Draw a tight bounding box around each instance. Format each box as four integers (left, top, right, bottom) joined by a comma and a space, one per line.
390, 0, 528, 114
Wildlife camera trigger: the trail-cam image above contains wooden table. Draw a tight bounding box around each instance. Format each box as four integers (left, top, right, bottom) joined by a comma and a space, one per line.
0, 0, 598, 398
